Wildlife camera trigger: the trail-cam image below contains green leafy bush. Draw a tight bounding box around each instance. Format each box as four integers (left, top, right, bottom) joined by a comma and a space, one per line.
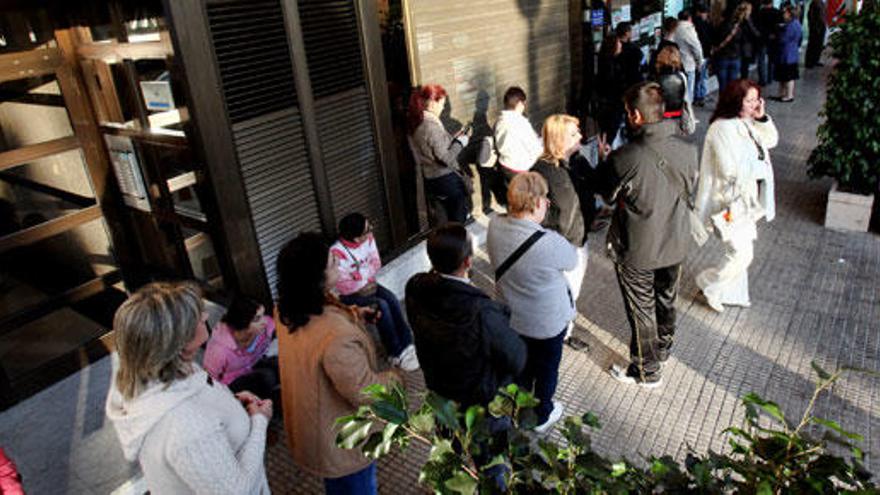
337, 363, 876, 494
808, 5, 880, 195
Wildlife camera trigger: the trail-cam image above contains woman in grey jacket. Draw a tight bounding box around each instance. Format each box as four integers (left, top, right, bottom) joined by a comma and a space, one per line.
407, 84, 470, 224
487, 172, 577, 434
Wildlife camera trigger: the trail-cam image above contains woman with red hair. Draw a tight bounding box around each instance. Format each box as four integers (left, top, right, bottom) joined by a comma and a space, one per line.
694, 79, 777, 313
407, 84, 471, 224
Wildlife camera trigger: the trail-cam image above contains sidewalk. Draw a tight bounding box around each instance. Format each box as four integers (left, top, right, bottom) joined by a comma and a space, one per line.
1, 63, 877, 494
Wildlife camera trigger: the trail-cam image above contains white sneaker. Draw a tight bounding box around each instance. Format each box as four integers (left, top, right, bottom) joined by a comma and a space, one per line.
394, 345, 420, 372
701, 290, 724, 313
534, 401, 564, 434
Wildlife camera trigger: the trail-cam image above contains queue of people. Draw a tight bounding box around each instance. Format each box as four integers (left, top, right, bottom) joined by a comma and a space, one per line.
104, 33, 790, 491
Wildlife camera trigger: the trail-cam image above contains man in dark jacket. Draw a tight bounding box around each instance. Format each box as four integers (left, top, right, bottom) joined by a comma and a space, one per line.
805, 0, 826, 67
406, 223, 526, 407
597, 82, 698, 387
692, 4, 714, 105
615, 22, 644, 90
756, 0, 783, 85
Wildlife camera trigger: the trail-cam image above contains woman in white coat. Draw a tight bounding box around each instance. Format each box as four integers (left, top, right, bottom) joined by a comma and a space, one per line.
694, 79, 777, 312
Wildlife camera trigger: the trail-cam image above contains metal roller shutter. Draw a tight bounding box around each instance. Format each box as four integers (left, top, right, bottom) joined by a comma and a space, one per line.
206, 0, 322, 297
297, 0, 391, 248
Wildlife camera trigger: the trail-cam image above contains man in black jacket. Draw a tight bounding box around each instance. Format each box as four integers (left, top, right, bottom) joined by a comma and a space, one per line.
405, 223, 527, 407
756, 0, 783, 85
597, 82, 698, 387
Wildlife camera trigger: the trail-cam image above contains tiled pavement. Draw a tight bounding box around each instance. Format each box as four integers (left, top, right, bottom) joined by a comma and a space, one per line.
262, 64, 880, 493
0, 62, 877, 494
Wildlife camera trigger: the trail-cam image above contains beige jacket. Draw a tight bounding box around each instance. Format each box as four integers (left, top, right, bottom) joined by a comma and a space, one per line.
276, 304, 399, 478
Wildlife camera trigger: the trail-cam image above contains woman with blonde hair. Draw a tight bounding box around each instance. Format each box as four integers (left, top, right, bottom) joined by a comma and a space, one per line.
106, 282, 271, 494
487, 172, 577, 433
653, 45, 697, 135
532, 114, 587, 304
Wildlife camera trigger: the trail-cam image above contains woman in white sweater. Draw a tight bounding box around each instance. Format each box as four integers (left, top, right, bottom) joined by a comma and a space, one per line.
694, 79, 777, 312
106, 282, 272, 494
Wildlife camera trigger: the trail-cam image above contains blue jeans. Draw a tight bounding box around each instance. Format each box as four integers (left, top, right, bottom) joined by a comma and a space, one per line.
340, 284, 413, 357
516, 328, 566, 424
694, 62, 708, 101
715, 57, 741, 94
755, 45, 775, 86
684, 69, 695, 103
324, 463, 376, 495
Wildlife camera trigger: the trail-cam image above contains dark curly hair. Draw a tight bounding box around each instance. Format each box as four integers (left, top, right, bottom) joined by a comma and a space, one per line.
276, 232, 329, 330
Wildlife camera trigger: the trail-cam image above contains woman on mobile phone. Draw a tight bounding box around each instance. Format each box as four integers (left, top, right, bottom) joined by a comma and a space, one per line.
695, 79, 777, 312
407, 84, 472, 225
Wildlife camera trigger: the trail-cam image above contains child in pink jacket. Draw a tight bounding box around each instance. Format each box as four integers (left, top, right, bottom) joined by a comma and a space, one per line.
331, 213, 419, 371
203, 295, 279, 399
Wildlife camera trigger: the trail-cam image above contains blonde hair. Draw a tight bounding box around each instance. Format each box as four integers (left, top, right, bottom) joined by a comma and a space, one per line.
656, 45, 683, 72
734, 1, 752, 22
113, 281, 204, 400
507, 172, 549, 216
540, 114, 580, 164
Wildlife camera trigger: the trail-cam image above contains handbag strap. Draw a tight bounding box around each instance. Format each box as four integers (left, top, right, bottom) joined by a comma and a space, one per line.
742, 120, 766, 162
494, 230, 545, 282
643, 142, 695, 209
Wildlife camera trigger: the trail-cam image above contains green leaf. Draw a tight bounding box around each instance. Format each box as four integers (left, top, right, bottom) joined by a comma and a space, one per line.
651, 458, 671, 476
756, 480, 773, 495
444, 470, 477, 495
582, 411, 601, 429
611, 462, 628, 477
813, 417, 864, 441
361, 383, 387, 398
811, 361, 832, 381
742, 393, 788, 427
515, 389, 540, 409
409, 411, 435, 436
370, 400, 408, 425
428, 439, 455, 462
465, 405, 482, 431
488, 394, 514, 418
426, 392, 460, 431
336, 418, 373, 450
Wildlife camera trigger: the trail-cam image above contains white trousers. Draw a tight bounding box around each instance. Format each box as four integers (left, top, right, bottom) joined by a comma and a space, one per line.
564, 244, 588, 337
696, 227, 756, 307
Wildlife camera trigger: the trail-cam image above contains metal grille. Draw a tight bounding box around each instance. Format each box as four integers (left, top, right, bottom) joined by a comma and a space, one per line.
232, 109, 322, 297
206, 0, 298, 124
297, 0, 364, 98
315, 88, 390, 247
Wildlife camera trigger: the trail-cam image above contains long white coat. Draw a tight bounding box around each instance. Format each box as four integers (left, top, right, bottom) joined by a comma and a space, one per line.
694, 115, 778, 308
695, 116, 778, 229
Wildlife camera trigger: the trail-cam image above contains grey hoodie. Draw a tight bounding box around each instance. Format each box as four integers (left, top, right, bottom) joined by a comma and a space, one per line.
106, 357, 269, 494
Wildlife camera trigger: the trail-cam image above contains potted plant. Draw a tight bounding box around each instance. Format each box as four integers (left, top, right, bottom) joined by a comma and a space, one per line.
807, 4, 880, 231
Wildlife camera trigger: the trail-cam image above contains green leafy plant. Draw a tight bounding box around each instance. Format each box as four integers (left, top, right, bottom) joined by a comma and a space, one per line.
808, 5, 880, 195
337, 362, 876, 494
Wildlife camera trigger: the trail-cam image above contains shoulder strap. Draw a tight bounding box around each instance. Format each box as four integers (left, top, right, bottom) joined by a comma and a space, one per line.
494, 230, 545, 282
643, 142, 695, 209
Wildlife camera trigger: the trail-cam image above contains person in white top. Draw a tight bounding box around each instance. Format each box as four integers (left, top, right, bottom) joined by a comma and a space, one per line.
106, 282, 272, 495
494, 86, 544, 192
672, 9, 705, 103
695, 80, 777, 313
